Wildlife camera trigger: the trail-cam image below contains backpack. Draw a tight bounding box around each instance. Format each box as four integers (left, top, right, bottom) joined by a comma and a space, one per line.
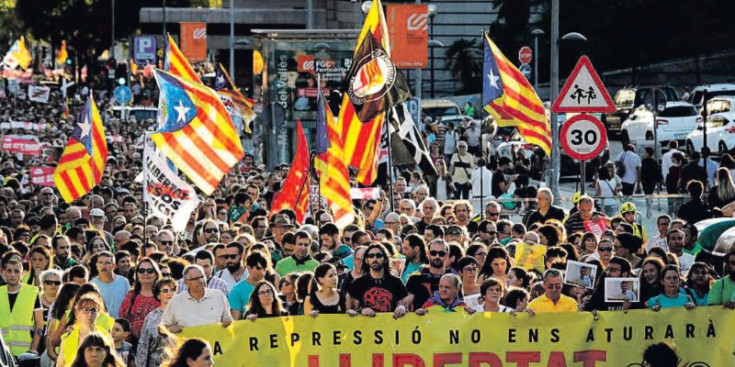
616, 151, 628, 177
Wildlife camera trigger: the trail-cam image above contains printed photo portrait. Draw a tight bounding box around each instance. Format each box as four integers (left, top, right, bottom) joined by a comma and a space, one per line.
564, 260, 597, 289
604, 277, 640, 303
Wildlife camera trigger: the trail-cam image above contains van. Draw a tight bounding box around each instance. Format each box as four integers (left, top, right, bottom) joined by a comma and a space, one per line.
420, 99, 463, 123
688, 83, 735, 110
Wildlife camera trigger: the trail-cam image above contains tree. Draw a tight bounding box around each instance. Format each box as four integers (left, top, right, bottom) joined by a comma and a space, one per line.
0, 0, 24, 50
444, 39, 483, 94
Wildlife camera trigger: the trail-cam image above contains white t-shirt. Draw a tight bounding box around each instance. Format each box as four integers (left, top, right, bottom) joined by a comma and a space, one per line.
661, 149, 679, 178
471, 303, 514, 313
678, 253, 695, 276
444, 131, 458, 155
647, 234, 669, 252
597, 178, 617, 206
465, 128, 482, 147
615, 151, 641, 184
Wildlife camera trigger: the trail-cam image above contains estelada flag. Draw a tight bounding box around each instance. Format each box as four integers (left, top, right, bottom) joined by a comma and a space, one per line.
152, 69, 244, 195
343, 30, 411, 123
53, 96, 108, 203
269, 121, 310, 224
213, 63, 255, 134
165, 34, 201, 84
482, 33, 551, 155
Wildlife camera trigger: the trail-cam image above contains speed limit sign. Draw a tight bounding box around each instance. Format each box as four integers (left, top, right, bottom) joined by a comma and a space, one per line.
560, 114, 608, 160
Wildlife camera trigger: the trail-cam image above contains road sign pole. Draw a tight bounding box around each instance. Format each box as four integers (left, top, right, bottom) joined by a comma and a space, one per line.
580, 160, 586, 195
550, 0, 560, 201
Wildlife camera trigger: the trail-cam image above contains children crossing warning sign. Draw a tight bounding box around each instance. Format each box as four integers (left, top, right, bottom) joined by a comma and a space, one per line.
552, 55, 615, 113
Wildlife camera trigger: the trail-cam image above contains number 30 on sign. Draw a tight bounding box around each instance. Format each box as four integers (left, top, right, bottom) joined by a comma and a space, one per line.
559, 114, 608, 161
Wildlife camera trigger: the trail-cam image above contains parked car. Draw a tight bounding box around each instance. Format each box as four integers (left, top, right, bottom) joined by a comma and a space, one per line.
688, 83, 735, 110
705, 96, 735, 115
106, 106, 158, 122
620, 101, 701, 146
685, 112, 735, 155
602, 86, 679, 138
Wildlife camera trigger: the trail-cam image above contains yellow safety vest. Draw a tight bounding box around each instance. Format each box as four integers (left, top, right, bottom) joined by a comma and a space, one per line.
0, 284, 40, 356
60, 325, 113, 367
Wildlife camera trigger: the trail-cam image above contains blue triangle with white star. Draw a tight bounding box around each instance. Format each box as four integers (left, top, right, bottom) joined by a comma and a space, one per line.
482, 35, 504, 107
154, 70, 197, 133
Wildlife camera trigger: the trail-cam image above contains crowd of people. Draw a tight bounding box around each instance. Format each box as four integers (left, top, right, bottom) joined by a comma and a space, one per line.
1, 83, 735, 367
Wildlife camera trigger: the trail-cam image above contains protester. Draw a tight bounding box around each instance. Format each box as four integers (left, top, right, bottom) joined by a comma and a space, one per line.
69, 332, 124, 367
136, 278, 178, 367
163, 338, 213, 367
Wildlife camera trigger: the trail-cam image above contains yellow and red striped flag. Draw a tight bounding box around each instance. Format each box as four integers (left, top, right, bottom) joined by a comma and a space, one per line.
3, 36, 32, 70
56, 40, 68, 68
269, 121, 310, 224
165, 34, 201, 84
335, 0, 391, 185
151, 69, 244, 195
315, 87, 354, 229
482, 34, 551, 155
61, 97, 70, 120
214, 63, 255, 134
53, 96, 108, 203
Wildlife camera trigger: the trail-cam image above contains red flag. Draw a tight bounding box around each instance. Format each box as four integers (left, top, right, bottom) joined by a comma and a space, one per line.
269, 122, 310, 224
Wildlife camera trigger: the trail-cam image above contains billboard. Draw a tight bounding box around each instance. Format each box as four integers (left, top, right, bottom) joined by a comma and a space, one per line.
180, 22, 207, 62
134, 35, 157, 64
387, 4, 428, 69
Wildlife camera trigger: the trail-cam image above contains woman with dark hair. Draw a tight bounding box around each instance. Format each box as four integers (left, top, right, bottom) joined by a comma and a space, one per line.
57, 296, 114, 367
25, 246, 53, 286
118, 257, 161, 341
69, 332, 124, 367
136, 278, 178, 367
278, 274, 301, 315
647, 247, 669, 264
245, 281, 287, 321
502, 287, 531, 312
304, 263, 346, 316
465, 243, 487, 268
684, 262, 712, 306
648, 265, 696, 310
639, 257, 665, 304
293, 273, 313, 316
559, 243, 579, 262
506, 267, 531, 290
474, 278, 514, 313
536, 224, 560, 247
579, 232, 598, 257
82, 236, 111, 266
163, 338, 213, 367
47, 283, 81, 362
457, 257, 480, 307
477, 246, 510, 286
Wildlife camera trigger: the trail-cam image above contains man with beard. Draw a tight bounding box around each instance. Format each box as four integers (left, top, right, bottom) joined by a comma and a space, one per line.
52, 234, 76, 270
228, 252, 271, 319
200, 219, 221, 245
401, 234, 429, 283
707, 249, 735, 308
215, 242, 248, 291
250, 216, 269, 241
275, 231, 318, 276
319, 223, 353, 260
347, 243, 409, 318
405, 239, 455, 310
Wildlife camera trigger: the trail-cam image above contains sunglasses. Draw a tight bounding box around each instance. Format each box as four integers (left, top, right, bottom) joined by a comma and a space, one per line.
161, 273, 172, 278
160, 288, 174, 294
204, 229, 219, 234
137, 268, 156, 274
366, 253, 385, 259
430, 250, 447, 257
486, 212, 499, 217
159, 240, 174, 246
221, 254, 239, 260
44, 280, 62, 286
598, 247, 613, 252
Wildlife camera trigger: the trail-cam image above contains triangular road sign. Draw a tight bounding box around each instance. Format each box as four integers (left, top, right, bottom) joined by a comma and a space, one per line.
552, 55, 615, 113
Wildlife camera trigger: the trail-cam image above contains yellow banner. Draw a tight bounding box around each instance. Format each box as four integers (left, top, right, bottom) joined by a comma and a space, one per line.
179, 307, 735, 366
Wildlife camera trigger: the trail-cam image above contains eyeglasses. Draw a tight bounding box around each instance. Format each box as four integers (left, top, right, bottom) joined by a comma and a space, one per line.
430, 250, 447, 257
463, 266, 477, 273
137, 268, 156, 274
222, 254, 239, 260
598, 247, 613, 252
42, 193, 54, 196
258, 288, 274, 296
44, 280, 62, 286
81, 308, 98, 314
160, 288, 174, 294
606, 267, 621, 273
366, 253, 385, 259
475, 252, 486, 257
545, 284, 563, 290
186, 275, 205, 282
385, 221, 398, 225
204, 228, 219, 234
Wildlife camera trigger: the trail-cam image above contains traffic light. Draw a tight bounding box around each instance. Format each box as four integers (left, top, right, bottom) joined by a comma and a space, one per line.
115, 63, 128, 85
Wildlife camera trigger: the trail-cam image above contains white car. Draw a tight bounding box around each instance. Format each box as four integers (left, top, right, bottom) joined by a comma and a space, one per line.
705, 96, 735, 115
686, 112, 735, 155
620, 101, 700, 145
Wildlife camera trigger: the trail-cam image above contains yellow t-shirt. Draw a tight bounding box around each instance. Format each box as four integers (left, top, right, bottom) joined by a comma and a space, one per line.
527, 294, 578, 313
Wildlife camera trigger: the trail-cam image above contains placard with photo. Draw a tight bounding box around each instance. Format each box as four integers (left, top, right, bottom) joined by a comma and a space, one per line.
604, 277, 640, 303
563, 260, 597, 289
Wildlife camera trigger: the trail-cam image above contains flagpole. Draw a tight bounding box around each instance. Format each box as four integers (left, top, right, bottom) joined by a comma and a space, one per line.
142, 133, 149, 246
479, 29, 486, 220
386, 120, 396, 213
293, 151, 311, 226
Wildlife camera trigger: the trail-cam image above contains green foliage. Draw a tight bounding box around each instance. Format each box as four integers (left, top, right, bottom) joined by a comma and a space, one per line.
0, 0, 24, 48
444, 39, 483, 94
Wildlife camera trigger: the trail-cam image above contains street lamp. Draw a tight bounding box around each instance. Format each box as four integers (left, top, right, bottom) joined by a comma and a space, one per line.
531, 28, 544, 89
361, 1, 372, 15
230, 0, 235, 79
428, 40, 443, 98
428, 4, 439, 98
111, 0, 115, 61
